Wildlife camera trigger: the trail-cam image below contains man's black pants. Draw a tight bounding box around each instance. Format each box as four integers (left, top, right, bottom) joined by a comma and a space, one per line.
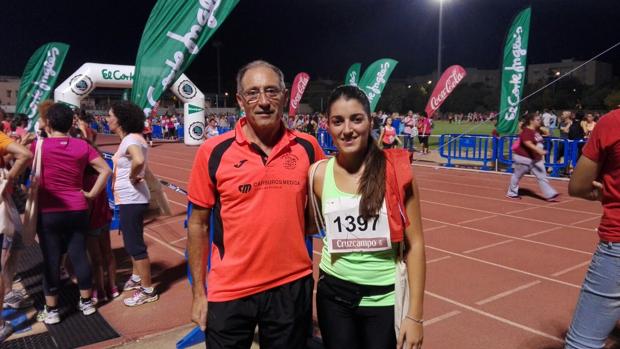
206, 275, 313, 349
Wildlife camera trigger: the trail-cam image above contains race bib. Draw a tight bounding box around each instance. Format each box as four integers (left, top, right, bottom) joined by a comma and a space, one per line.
323, 197, 391, 253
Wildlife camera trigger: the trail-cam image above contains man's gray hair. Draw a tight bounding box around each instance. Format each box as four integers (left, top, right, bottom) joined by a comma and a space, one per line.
236, 60, 286, 93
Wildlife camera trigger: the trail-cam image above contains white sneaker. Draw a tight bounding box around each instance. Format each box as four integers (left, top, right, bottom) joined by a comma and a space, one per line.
78, 298, 97, 316
38, 307, 60, 325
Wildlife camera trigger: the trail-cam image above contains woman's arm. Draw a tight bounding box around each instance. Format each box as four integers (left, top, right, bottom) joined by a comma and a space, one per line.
127, 144, 146, 184
569, 156, 603, 201
378, 128, 385, 147
83, 157, 112, 200
398, 178, 426, 349
522, 140, 546, 156
4, 142, 33, 193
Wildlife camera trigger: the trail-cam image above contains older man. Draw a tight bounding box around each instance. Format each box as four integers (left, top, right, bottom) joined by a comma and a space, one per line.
187, 60, 325, 349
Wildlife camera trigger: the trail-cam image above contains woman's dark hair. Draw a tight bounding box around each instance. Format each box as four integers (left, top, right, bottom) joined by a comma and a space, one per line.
78, 109, 92, 122
326, 85, 385, 219
47, 103, 74, 133
110, 101, 145, 134
522, 113, 538, 128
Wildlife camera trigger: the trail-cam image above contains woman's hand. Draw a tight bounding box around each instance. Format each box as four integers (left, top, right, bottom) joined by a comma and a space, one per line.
397, 320, 423, 349
81, 189, 95, 200
130, 174, 144, 185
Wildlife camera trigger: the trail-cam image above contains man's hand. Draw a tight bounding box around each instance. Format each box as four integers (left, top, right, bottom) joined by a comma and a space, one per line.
587, 180, 603, 202
130, 174, 144, 185
191, 294, 208, 331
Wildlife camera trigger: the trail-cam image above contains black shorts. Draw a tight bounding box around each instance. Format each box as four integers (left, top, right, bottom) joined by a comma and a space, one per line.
382, 142, 395, 149
418, 135, 429, 146
206, 275, 313, 349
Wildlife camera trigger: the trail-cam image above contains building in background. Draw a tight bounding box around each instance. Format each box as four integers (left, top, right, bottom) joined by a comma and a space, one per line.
0, 76, 20, 111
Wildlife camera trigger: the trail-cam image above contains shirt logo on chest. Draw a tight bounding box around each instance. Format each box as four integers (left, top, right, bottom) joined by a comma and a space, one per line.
233, 159, 248, 168
238, 184, 252, 193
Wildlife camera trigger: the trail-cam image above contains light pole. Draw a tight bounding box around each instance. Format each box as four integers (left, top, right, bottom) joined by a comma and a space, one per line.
213, 40, 222, 107
437, 0, 444, 83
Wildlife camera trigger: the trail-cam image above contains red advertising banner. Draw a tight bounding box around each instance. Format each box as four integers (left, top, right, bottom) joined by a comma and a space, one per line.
288, 72, 310, 116
424, 65, 467, 118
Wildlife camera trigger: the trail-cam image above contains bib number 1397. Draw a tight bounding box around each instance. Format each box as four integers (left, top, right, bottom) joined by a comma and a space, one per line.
332, 215, 379, 233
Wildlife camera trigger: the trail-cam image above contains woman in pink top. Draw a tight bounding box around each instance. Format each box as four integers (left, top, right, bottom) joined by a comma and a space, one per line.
34, 103, 111, 325
416, 113, 432, 155
378, 117, 401, 149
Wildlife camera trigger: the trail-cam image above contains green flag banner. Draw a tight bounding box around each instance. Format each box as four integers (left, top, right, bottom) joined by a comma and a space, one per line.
345, 63, 361, 86
131, 0, 240, 114
15, 42, 70, 131
358, 58, 398, 112
497, 7, 531, 135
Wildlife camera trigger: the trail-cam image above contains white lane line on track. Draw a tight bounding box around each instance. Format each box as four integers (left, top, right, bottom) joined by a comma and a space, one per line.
463, 240, 515, 254
424, 310, 462, 327
475, 281, 542, 306
456, 215, 498, 225
551, 261, 592, 277
425, 291, 563, 342
144, 231, 185, 257
423, 218, 592, 255
426, 245, 581, 289
427, 256, 452, 264
522, 226, 563, 238
422, 199, 594, 232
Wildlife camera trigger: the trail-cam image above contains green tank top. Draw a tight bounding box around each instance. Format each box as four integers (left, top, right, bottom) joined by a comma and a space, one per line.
319, 157, 396, 307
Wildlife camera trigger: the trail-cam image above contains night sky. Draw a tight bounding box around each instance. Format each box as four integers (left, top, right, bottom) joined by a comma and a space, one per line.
2, 0, 619, 93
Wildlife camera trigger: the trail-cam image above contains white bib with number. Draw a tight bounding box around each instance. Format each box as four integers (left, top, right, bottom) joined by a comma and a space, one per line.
323, 196, 391, 253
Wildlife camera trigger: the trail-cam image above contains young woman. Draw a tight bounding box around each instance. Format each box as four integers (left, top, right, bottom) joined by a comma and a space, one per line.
582, 113, 596, 138
564, 109, 620, 348
107, 101, 158, 307
34, 103, 111, 324
416, 113, 432, 155
378, 116, 401, 149
506, 113, 559, 201
310, 86, 425, 349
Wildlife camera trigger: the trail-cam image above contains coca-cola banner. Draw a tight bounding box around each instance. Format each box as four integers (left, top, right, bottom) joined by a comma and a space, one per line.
288, 72, 310, 116
424, 65, 467, 118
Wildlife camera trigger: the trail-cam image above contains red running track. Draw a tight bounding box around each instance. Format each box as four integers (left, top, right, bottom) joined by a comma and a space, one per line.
94, 134, 605, 348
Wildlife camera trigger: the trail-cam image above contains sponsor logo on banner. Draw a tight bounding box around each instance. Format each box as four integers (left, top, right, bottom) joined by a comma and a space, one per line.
70, 74, 94, 95
187, 104, 204, 114
288, 72, 310, 116
425, 65, 467, 118
365, 62, 390, 106
348, 71, 357, 86
188, 121, 204, 140
101, 69, 134, 81
178, 80, 197, 99
503, 26, 527, 122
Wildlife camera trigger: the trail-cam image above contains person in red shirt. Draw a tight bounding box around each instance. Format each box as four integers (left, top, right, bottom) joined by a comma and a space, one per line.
564, 109, 620, 348
506, 113, 559, 201
416, 113, 432, 155
187, 60, 325, 349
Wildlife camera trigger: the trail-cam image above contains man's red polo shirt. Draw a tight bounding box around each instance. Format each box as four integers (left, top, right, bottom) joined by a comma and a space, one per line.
188, 118, 325, 302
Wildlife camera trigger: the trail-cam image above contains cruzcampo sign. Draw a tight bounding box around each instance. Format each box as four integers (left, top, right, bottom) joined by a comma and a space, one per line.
497, 7, 531, 135
15, 42, 70, 131
131, 0, 240, 115
358, 58, 398, 112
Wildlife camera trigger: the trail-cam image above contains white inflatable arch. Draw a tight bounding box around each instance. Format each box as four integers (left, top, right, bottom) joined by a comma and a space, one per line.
54, 63, 206, 145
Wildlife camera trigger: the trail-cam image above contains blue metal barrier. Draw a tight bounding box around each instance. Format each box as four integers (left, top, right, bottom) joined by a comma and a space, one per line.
438, 134, 497, 170
317, 129, 337, 154
177, 126, 184, 141
217, 127, 231, 134
152, 125, 163, 139
569, 139, 588, 167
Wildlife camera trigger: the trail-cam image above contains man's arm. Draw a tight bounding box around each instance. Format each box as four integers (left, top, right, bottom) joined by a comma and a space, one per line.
188, 204, 211, 330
